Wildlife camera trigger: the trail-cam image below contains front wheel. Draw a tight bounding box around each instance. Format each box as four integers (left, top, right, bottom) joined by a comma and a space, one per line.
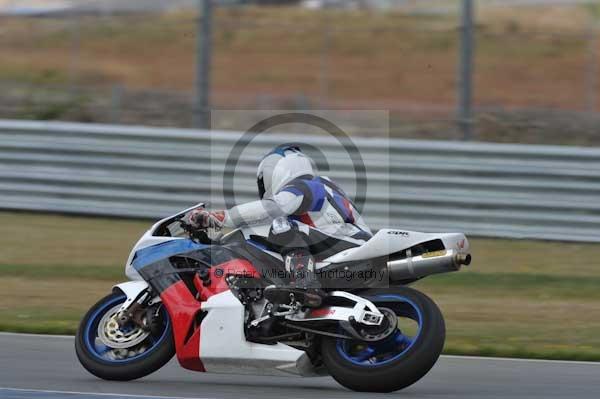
75, 292, 175, 381
321, 287, 445, 392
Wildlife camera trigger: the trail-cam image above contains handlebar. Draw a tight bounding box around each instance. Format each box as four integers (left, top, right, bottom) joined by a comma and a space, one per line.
177, 219, 215, 245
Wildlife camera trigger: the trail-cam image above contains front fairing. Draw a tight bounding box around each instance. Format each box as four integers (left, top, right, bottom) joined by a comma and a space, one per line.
125, 203, 204, 280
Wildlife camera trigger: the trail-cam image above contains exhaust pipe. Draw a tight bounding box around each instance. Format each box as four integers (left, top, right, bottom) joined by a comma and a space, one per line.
387, 249, 472, 282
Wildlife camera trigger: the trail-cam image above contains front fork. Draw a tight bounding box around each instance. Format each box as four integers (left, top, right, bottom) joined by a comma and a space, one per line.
114, 281, 153, 312
112, 281, 153, 328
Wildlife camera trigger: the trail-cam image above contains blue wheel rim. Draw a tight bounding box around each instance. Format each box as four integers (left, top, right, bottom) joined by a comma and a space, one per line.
83, 295, 170, 363
336, 294, 423, 367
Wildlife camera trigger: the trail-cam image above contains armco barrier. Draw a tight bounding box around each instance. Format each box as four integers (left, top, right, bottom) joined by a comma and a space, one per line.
1, 119, 599, 242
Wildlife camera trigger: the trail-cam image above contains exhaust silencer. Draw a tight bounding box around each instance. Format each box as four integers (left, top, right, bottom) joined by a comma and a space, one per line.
387, 249, 472, 282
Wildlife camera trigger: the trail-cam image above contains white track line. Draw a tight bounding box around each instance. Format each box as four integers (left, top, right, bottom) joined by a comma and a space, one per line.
2, 332, 599, 366
0, 332, 73, 339
0, 387, 214, 399
441, 354, 600, 366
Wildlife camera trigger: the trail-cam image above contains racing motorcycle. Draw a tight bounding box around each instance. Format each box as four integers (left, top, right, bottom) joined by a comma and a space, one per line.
75, 203, 472, 392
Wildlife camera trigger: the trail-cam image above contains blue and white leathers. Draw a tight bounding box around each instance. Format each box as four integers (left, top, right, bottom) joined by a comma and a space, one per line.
222, 146, 372, 243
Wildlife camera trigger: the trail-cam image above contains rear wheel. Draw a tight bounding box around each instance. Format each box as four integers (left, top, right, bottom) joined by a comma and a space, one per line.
321, 287, 445, 392
75, 292, 175, 381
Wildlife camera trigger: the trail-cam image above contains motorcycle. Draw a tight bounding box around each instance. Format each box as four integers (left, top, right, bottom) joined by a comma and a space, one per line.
75, 203, 472, 392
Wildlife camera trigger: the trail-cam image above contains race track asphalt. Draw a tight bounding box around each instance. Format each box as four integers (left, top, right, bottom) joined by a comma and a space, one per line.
0, 333, 598, 399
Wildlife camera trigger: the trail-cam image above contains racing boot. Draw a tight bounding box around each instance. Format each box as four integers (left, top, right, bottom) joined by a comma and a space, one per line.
264, 249, 325, 308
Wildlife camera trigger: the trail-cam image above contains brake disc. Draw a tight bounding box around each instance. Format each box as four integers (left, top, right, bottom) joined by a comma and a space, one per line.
97, 303, 150, 349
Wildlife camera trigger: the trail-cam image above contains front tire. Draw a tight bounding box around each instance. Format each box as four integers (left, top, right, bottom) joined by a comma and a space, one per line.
75, 292, 175, 381
321, 287, 445, 392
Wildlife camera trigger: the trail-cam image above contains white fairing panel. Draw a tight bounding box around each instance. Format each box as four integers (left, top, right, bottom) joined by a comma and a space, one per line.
199, 290, 310, 376
322, 229, 470, 264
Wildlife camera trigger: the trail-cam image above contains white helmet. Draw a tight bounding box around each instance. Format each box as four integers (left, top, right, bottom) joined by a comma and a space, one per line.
257, 145, 316, 199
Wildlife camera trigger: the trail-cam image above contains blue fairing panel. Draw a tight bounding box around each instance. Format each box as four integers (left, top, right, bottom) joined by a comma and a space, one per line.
132, 239, 208, 271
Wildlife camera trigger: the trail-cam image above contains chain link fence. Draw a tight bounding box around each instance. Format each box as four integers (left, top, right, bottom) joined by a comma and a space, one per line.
1, 1, 600, 144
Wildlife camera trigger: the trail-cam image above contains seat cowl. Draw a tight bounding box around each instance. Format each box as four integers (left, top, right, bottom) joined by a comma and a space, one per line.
321, 229, 468, 264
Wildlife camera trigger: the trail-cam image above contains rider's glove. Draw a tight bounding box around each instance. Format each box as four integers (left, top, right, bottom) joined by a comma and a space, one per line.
187, 208, 225, 229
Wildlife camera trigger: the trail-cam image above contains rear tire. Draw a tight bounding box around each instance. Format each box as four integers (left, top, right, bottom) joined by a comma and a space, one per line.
75, 292, 175, 381
321, 287, 445, 392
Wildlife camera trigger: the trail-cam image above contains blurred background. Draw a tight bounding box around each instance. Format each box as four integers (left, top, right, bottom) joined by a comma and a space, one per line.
1, 0, 600, 364
2, 0, 600, 143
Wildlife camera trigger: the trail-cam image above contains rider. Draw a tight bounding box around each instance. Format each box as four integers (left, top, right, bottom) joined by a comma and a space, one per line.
188, 145, 372, 294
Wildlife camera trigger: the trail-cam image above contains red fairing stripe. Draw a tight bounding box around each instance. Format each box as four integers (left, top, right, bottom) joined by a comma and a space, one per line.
160, 280, 205, 372
195, 259, 259, 302
161, 259, 260, 372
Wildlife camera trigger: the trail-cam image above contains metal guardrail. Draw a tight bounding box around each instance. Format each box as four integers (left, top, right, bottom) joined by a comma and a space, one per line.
1, 119, 600, 242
